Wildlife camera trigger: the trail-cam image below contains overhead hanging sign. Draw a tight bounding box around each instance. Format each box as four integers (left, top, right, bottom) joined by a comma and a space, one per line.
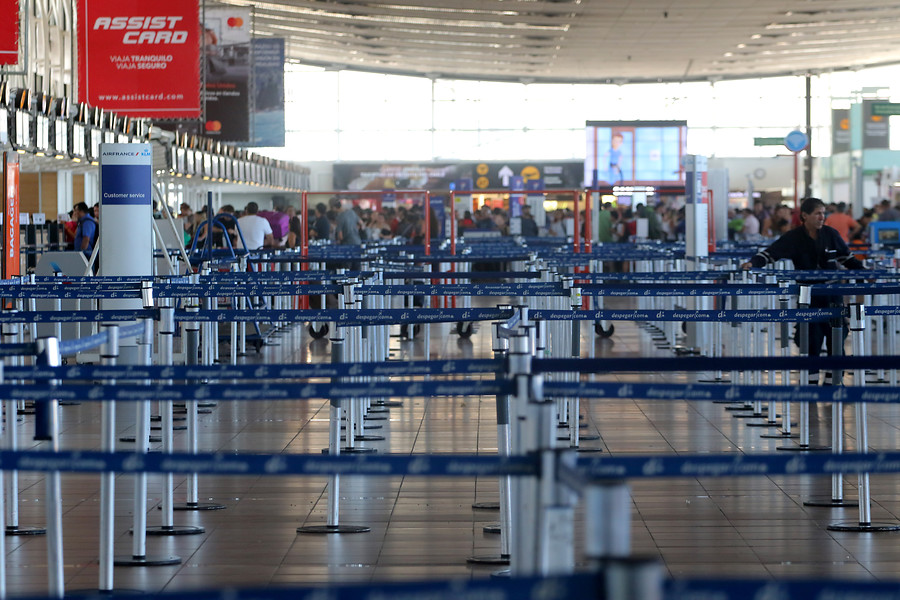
76, 0, 202, 119
0, 0, 19, 65
203, 6, 251, 142
247, 37, 285, 147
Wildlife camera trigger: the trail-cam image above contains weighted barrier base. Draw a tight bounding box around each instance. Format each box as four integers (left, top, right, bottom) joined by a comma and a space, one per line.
745, 420, 783, 428
353, 435, 385, 442
114, 554, 181, 567
144, 525, 206, 536
472, 502, 499, 510
172, 502, 226, 511
759, 432, 800, 439
466, 554, 510, 565
827, 521, 900, 532
321, 447, 377, 454
482, 523, 500, 534
119, 436, 162, 443
6, 525, 45, 536
731, 412, 770, 419
297, 525, 370, 534
803, 498, 859, 508
776, 443, 831, 452
372, 401, 403, 408
576, 447, 604, 453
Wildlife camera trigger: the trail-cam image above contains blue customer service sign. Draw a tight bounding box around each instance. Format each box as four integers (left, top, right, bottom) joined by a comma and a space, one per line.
100, 144, 152, 205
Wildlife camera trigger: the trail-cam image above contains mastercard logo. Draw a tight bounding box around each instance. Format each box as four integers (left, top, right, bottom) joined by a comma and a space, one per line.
227, 17, 244, 28
205, 121, 222, 132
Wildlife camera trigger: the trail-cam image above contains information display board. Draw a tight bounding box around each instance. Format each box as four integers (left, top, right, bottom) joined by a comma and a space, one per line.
585, 120, 687, 188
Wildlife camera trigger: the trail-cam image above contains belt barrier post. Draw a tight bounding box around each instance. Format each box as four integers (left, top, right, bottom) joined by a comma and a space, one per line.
0, 361, 5, 595
585, 479, 632, 560
116, 319, 180, 566
511, 328, 538, 576
177, 305, 225, 511
603, 558, 664, 600
35, 337, 63, 598
764, 274, 779, 425
761, 282, 799, 440
779, 285, 828, 451
97, 324, 119, 592
148, 301, 204, 536
829, 304, 900, 532
468, 321, 512, 564
2, 316, 44, 537
297, 329, 370, 534
230, 262, 240, 364
804, 301, 855, 506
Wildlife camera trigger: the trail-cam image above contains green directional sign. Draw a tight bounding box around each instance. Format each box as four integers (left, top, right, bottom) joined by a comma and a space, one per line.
754, 137, 784, 146
871, 102, 900, 117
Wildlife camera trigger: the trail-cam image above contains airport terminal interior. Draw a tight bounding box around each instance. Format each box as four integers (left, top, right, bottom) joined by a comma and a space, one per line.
4, 1, 900, 599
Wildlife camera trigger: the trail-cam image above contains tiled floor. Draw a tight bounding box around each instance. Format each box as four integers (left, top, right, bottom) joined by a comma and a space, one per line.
6, 298, 900, 596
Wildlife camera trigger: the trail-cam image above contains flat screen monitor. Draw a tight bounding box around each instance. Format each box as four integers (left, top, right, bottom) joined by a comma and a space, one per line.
585, 120, 687, 189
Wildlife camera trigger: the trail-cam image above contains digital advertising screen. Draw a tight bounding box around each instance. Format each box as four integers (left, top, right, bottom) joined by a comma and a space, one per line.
585, 120, 687, 189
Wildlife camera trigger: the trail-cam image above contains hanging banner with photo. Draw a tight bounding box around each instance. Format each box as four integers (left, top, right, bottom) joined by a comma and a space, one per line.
203, 6, 251, 142
247, 37, 285, 147
0, 0, 19, 65
76, 0, 202, 119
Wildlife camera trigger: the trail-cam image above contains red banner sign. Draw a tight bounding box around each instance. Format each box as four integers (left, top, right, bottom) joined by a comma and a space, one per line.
77, 0, 201, 119
3, 154, 19, 279
0, 0, 19, 65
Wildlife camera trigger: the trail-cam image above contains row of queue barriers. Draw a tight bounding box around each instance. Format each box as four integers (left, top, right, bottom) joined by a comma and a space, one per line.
0, 241, 900, 598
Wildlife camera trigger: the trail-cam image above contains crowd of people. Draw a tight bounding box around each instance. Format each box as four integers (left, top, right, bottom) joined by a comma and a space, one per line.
121, 194, 900, 256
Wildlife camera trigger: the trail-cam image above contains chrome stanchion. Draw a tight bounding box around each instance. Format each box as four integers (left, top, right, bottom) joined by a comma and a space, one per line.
761, 282, 799, 440
97, 324, 118, 592
778, 285, 829, 452
2, 316, 45, 537
174, 304, 225, 511
828, 303, 900, 532
115, 319, 181, 566
147, 301, 204, 536
297, 332, 370, 535
469, 321, 512, 564
35, 337, 64, 598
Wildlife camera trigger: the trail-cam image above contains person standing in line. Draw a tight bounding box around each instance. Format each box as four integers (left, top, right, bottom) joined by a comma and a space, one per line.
236, 201, 274, 250
72, 201, 98, 258
824, 202, 860, 243
741, 197, 866, 384
330, 197, 361, 246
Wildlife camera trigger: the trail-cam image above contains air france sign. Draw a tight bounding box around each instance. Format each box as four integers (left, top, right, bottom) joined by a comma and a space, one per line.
100, 144, 152, 206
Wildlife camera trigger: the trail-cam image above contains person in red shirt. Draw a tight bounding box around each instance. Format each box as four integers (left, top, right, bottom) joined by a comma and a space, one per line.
824, 201, 859, 242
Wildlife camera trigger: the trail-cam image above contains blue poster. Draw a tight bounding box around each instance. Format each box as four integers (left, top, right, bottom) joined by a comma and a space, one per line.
99, 144, 152, 205
249, 38, 285, 147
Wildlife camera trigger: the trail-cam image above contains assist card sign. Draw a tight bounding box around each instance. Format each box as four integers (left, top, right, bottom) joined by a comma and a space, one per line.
77, 0, 202, 119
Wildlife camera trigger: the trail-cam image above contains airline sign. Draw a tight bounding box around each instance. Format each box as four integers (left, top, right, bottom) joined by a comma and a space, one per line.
77, 0, 202, 119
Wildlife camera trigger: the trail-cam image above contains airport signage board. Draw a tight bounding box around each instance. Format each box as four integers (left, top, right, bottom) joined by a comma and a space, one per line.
76, 0, 202, 119
0, 0, 18, 65
203, 6, 252, 142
